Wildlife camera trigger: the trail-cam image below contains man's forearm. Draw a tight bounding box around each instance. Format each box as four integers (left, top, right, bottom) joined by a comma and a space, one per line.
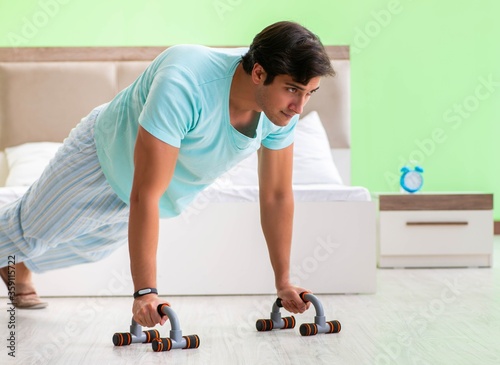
260, 194, 294, 290
128, 200, 160, 291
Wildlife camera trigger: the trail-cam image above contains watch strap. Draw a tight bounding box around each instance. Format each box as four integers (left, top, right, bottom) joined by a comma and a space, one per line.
133, 287, 158, 299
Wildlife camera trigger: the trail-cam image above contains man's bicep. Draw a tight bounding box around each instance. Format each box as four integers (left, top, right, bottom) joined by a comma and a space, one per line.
131, 126, 179, 201
258, 144, 294, 195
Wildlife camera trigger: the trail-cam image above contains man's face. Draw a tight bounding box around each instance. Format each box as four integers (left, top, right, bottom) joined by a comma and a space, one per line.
255, 74, 321, 127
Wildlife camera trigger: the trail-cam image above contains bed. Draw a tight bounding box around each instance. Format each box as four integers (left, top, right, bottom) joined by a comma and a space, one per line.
0, 46, 376, 296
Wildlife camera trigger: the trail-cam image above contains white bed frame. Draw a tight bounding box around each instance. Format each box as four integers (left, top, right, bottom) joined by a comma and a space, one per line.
0, 46, 376, 296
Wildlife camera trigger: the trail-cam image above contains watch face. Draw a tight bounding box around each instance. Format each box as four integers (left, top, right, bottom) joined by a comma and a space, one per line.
403, 171, 423, 191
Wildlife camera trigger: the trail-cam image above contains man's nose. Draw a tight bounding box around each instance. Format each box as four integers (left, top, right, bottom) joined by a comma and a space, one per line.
290, 96, 306, 115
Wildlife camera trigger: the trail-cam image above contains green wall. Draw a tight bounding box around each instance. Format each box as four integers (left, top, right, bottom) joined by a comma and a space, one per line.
1, 0, 499, 216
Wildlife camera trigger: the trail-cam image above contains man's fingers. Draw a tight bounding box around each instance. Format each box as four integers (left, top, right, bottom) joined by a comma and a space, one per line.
149, 310, 160, 327
276, 287, 313, 314
283, 299, 307, 314
296, 300, 307, 313
134, 302, 162, 327
144, 313, 159, 327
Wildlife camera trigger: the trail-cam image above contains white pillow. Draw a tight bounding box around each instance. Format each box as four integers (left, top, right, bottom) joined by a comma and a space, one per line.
293, 111, 343, 185
221, 111, 343, 186
0, 151, 8, 186
5, 142, 63, 187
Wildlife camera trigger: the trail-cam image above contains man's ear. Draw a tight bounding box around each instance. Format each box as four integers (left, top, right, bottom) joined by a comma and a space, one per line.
251, 63, 267, 85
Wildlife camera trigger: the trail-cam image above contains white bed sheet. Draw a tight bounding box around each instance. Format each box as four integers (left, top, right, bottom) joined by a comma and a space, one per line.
0, 186, 29, 207
197, 184, 371, 203
0, 184, 371, 210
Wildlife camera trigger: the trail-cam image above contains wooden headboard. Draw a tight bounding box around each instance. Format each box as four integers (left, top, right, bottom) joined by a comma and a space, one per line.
0, 46, 350, 150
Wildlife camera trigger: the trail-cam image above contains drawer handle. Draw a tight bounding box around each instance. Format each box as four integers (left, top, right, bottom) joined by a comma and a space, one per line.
406, 221, 469, 226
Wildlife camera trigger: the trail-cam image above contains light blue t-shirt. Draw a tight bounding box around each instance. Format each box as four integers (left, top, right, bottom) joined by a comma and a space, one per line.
94, 45, 298, 218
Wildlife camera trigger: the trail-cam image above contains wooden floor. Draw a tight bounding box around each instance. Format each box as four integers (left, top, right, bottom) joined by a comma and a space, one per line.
2, 239, 500, 365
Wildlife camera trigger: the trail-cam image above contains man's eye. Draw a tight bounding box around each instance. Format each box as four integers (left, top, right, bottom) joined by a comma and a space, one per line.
287, 88, 297, 93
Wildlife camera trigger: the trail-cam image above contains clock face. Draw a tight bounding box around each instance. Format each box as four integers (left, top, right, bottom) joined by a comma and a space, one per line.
403, 171, 423, 191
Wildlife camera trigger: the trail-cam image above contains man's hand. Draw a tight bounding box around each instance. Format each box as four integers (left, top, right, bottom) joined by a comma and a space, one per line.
132, 295, 170, 328
277, 285, 312, 314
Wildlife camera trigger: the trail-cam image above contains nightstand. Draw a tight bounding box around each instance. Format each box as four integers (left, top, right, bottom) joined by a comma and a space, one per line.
376, 193, 494, 268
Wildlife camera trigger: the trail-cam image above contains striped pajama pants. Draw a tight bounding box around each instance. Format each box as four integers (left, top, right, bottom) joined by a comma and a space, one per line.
0, 106, 130, 273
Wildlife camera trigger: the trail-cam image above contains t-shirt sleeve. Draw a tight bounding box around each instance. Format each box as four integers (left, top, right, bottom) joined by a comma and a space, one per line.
138, 65, 200, 148
261, 115, 298, 150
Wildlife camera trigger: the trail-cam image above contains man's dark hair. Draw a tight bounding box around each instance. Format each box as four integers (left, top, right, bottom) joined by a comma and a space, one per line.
241, 21, 335, 85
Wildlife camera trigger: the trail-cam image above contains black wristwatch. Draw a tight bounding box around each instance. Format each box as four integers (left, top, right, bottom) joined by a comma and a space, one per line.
133, 287, 158, 299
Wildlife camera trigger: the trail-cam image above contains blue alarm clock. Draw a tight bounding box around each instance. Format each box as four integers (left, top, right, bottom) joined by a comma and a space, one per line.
400, 166, 424, 193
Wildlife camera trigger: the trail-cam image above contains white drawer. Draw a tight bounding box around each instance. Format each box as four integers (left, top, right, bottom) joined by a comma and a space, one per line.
379, 210, 492, 256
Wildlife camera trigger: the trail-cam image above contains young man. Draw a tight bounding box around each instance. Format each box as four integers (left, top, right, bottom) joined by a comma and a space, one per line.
0, 21, 334, 326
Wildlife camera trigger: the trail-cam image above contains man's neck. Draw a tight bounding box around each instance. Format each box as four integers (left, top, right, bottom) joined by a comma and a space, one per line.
229, 64, 260, 136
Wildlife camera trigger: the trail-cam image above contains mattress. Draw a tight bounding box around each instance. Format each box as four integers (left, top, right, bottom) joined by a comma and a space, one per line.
0, 184, 371, 211
197, 184, 371, 203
